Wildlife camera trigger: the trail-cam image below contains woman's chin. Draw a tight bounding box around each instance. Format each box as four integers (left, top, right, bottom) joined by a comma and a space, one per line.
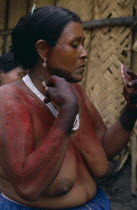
68, 76, 83, 83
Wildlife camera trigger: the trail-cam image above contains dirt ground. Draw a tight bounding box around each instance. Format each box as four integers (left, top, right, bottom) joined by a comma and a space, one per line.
98, 157, 137, 210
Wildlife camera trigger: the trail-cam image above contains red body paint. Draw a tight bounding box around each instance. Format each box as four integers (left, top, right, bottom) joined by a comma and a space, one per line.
0, 81, 108, 205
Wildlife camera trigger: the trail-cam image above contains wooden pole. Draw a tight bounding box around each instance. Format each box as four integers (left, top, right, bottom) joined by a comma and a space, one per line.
1, 16, 137, 36
82, 16, 137, 30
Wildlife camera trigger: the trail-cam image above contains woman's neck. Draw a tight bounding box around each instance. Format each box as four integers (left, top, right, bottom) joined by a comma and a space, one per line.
28, 70, 60, 112
29, 65, 50, 95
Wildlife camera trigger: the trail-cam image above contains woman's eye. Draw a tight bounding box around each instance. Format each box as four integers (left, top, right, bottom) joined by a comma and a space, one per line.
71, 44, 78, 48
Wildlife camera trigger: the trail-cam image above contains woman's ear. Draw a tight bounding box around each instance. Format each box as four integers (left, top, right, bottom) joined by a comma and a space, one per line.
35, 40, 48, 60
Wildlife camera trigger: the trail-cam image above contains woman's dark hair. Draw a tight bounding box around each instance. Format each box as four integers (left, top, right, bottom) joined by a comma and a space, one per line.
0, 52, 18, 73
11, 6, 81, 69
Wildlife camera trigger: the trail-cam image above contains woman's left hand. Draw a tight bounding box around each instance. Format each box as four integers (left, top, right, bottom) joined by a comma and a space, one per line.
120, 64, 137, 108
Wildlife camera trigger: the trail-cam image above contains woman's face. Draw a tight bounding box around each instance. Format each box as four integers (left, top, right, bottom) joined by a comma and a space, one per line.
46, 22, 88, 83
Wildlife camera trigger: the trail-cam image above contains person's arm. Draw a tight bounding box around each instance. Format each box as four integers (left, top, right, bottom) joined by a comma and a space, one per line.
79, 67, 137, 160
72, 84, 108, 177
102, 106, 136, 159
102, 68, 137, 159
81, 87, 137, 160
0, 78, 78, 201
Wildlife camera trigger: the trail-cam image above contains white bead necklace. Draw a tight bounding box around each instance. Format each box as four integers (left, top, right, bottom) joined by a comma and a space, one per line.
22, 74, 80, 131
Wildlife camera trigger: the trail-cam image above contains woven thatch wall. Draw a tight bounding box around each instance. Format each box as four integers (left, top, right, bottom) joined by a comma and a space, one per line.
85, 1, 132, 126
0, 0, 137, 194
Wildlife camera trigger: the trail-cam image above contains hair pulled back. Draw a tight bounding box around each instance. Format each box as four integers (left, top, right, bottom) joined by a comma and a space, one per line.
11, 6, 81, 69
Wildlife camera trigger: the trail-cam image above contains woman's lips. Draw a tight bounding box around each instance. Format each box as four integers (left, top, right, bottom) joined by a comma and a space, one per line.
76, 64, 85, 72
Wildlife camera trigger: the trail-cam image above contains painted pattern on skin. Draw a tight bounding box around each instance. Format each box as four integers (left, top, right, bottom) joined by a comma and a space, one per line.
0, 82, 108, 207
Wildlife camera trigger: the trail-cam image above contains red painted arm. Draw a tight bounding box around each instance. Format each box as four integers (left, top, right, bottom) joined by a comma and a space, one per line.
72, 84, 108, 177
0, 86, 77, 201
74, 84, 132, 160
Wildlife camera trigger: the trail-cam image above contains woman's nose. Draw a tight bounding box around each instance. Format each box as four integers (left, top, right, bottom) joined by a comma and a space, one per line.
80, 46, 88, 59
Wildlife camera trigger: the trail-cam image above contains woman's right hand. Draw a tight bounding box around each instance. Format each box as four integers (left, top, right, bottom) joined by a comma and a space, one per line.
43, 75, 79, 111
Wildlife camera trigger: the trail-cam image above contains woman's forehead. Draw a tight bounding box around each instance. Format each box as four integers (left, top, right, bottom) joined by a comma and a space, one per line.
58, 22, 84, 41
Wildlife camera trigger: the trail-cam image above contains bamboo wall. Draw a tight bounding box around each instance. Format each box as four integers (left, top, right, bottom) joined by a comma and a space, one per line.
0, 0, 137, 194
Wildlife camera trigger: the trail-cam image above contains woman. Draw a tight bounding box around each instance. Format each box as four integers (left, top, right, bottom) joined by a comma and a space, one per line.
0, 6, 136, 210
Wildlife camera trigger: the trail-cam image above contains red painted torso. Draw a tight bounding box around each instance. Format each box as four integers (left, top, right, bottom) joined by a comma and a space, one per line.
0, 81, 108, 208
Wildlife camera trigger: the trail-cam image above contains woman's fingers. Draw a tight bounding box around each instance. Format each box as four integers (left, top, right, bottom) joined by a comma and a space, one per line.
127, 70, 137, 80
120, 64, 137, 107
120, 64, 131, 85
127, 79, 137, 88
43, 87, 51, 104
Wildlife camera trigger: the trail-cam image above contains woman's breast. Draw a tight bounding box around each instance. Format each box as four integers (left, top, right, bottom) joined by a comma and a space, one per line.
45, 143, 77, 197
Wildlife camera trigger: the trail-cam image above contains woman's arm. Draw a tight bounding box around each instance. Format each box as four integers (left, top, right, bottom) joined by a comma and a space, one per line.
76, 77, 136, 161
0, 81, 78, 201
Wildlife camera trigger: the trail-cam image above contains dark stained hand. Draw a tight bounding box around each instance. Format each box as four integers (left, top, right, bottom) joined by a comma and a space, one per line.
120, 64, 137, 108
43, 75, 79, 110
